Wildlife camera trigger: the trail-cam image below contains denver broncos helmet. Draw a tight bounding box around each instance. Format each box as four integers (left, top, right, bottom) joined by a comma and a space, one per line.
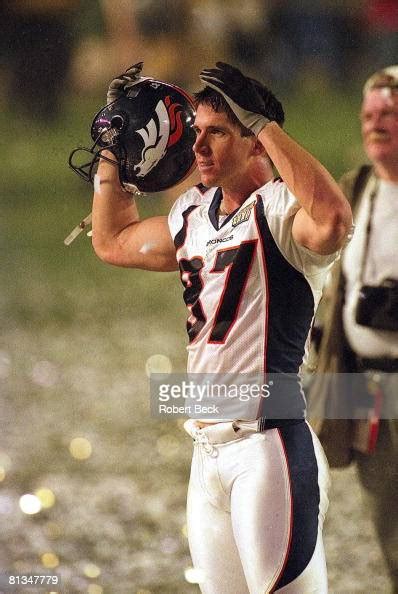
69, 79, 196, 194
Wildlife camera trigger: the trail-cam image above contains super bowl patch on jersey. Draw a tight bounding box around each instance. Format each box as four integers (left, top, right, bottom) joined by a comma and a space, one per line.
232, 201, 256, 227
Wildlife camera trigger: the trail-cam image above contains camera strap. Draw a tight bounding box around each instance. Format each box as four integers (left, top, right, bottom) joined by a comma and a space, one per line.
358, 178, 380, 285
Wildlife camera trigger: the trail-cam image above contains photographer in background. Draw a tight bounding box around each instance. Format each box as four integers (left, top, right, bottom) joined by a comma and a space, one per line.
315, 65, 398, 591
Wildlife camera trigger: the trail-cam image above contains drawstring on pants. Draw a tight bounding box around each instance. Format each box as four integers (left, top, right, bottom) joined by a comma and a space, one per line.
191, 426, 218, 457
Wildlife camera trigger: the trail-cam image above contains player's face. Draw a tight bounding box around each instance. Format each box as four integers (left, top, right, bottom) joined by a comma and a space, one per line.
192, 104, 255, 188
361, 89, 398, 166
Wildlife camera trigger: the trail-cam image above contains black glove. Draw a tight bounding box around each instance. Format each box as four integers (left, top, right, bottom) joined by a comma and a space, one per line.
106, 61, 153, 105
200, 62, 275, 135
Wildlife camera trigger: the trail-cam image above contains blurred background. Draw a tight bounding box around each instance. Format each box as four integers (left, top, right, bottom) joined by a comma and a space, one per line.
0, 1, 397, 592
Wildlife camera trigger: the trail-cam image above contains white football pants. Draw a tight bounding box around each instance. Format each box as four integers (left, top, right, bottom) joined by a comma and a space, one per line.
184, 420, 330, 594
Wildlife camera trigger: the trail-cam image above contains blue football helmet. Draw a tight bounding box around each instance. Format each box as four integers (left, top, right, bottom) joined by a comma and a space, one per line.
69, 79, 196, 194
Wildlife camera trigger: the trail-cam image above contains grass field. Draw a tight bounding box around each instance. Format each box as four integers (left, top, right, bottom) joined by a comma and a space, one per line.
0, 89, 392, 593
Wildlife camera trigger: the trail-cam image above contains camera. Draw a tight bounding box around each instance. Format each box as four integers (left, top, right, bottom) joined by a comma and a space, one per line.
355, 278, 398, 331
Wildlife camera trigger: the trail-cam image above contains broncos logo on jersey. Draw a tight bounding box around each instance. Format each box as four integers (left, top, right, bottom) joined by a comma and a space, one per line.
134, 96, 184, 178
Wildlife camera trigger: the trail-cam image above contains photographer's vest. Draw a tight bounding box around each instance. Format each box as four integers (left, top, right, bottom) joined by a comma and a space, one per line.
342, 173, 398, 355
315, 165, 372, 373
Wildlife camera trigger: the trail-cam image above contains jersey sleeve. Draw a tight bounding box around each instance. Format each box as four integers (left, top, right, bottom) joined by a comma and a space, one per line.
168, 187, 203, 241
260, 179, 340, 278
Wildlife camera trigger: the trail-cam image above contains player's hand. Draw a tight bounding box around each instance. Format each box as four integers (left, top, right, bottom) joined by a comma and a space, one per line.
106, 61, 153, 105
200, 62, 271, 136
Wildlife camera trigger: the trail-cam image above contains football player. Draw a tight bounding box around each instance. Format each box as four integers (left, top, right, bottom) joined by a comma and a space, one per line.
91, 62, 352, 593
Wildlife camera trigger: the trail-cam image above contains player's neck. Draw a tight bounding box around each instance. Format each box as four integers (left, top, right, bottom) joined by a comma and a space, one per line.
220, 172, 272, 213
218, 193, 249, 214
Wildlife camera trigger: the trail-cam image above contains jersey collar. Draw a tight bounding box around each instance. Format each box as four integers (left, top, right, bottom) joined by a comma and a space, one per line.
208, 188, 240, 231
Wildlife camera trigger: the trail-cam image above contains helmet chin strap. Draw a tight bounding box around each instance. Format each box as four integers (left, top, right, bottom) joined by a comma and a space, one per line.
64, 171, 145, 246
64, 212, 92, 246
66, 130, 123, 245
121, 182, 145, 196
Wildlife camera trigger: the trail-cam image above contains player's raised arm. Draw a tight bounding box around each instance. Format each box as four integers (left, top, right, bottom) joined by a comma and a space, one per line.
92, 154, 178, 271
70, 61, 197, 271
200, 62, 352, 255
257, 123, 352, 255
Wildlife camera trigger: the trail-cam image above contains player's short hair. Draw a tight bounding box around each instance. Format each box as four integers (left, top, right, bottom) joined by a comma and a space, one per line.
363, 65, 398, 96
194, 80, 284, 137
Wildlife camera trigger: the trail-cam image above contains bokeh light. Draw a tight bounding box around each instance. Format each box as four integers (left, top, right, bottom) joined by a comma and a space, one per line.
41, 552, 59, 568
69, 437, 92, 460
35, 488, 56, 509
184, 567, 205, 584
145, 354, 172, 378
19, 494, 41, 515
83, 563, 101, 578
0, 452, 11, 471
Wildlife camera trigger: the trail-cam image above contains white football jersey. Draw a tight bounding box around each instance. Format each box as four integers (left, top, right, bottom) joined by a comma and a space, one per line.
168, 180, 337, 420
